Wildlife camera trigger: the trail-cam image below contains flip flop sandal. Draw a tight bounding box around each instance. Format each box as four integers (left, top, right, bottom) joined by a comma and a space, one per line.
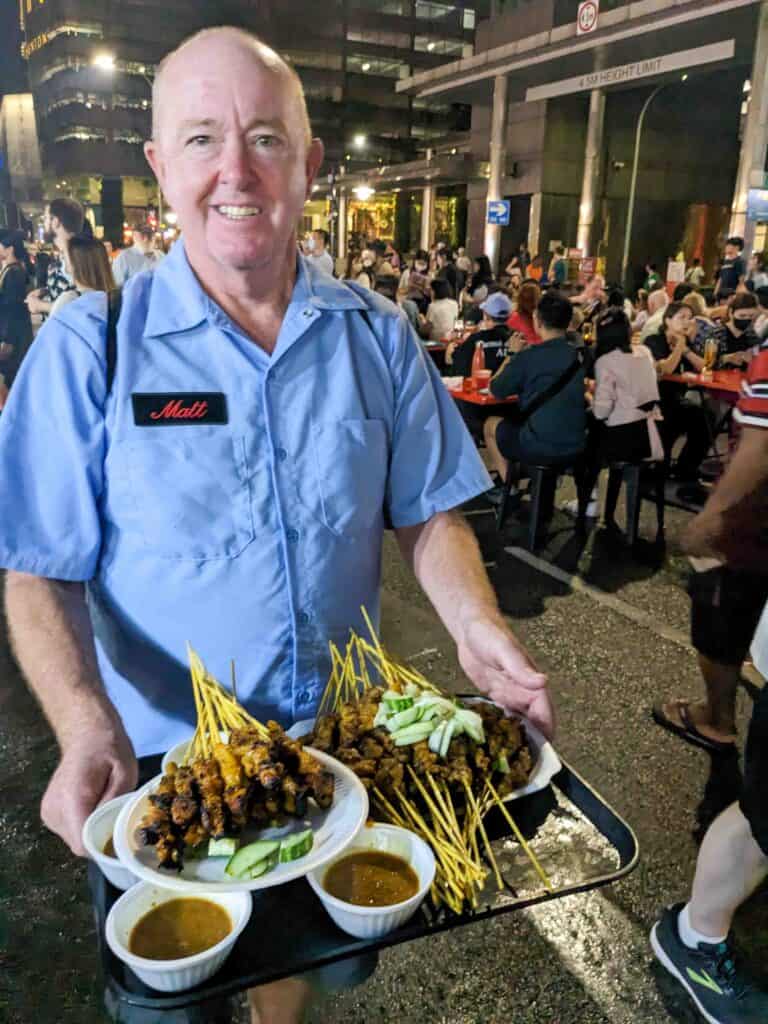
651, 701, 737, 754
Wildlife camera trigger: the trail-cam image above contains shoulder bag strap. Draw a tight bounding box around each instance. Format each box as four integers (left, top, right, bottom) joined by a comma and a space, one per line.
517, 354, 582, 426
105, 287, 123, 397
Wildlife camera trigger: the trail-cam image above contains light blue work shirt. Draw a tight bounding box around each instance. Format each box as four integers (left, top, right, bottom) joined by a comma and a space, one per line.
0, 241, 491, 757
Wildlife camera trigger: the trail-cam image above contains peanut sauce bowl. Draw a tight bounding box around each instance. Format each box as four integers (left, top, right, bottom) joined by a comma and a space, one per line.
306, 822, 436, 940
105, 882, 252, 992
82, 793, 140, 891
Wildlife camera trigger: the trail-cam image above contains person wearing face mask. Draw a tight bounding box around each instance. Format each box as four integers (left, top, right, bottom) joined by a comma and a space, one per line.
304, 228, 334, 276
707, 292, 760, 369
399, 249, 429, 291
353, 248, 377, 289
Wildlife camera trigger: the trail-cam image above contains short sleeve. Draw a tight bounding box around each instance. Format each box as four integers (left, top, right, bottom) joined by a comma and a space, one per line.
0, 314, 106, 579
385, 314, 492, 528
490, 351, 525, 399
592, 357, 617, 421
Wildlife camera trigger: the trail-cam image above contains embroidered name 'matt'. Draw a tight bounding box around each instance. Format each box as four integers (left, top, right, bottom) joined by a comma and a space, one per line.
150, 399, 209, 420
131, 392, 229, 426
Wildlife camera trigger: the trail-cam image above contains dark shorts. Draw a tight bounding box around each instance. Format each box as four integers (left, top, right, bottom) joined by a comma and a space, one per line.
740, 681, 768, 856
495, 419, 582, 468
689, 568, 768, 666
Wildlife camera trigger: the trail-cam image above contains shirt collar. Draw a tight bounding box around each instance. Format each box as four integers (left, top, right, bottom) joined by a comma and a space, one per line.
143, 242, 366, 339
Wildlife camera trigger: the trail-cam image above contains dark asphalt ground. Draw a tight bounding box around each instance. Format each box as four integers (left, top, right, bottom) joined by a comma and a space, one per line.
1, 481, 766, 1023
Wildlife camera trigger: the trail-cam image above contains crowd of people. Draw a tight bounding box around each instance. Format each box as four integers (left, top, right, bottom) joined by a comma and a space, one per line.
0, 31, 766, 1016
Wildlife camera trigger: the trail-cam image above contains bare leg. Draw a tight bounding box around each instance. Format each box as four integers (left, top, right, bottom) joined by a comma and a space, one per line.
483, 416, 507, 479
689, 802, 768, 938
249, 978, 312, 1024
660, 655, 739, 746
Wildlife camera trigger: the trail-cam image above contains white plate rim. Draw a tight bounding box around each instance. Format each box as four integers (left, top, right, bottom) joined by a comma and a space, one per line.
113, 747, 369, 893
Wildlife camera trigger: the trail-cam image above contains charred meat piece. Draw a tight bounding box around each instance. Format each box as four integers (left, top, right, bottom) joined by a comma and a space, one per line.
281, 774, 308, 817
148, 764, 177, 811
183, 821, 208, 850
374, 757, 405, 795
137, 801, 173, 847
192, 758, 228, 839
359, 735, 385, 760
338, 704, 360, 747
311, 713, 339, 753
170, 766, 199, 829
411, 740, 439, 777
214, 741, 249, 827
156, 832, 184, 871
278, 733, 323, 776
307, 769, 334, 809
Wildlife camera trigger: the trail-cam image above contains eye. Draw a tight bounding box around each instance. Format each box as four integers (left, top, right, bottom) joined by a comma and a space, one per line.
186, 135, 212, 148
251, 134, 280, 148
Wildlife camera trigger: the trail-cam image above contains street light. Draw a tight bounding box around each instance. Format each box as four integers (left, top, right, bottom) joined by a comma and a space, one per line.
621, 75, 688, 287
91, 51, 163, 227
353, 133, 367, 150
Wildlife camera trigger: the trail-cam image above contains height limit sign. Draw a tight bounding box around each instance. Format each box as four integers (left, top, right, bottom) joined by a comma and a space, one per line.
577, 0, 599, 35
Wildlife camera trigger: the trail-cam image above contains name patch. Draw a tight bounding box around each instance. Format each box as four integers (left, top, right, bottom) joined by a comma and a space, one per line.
132, 392, 228, 426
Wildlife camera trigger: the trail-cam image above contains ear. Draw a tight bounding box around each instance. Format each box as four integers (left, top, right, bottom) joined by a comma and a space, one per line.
304, 138, 325, 200
144, 140, 165, 194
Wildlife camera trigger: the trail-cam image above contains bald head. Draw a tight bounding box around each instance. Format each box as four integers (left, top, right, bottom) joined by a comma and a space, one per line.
151, 27, 311, 148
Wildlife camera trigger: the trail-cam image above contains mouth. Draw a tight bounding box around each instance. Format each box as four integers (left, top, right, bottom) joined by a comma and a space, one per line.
212, 204, 263, 221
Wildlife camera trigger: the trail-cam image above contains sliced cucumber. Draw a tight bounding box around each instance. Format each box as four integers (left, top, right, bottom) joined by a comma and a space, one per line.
404, 682, 422, 699
383, 695, 414, 713
248, 849, 280, 879
495, 755, 511, 774
374, 704, 390, 729
225, 839, 281, 878
391, 721, 435, 746
279, 829, 314, 863
208, 837, 239, 858
455, 708, 485, 744
386, 705, 422, 732
428, 720, 447, 755
439, 718, 455, 759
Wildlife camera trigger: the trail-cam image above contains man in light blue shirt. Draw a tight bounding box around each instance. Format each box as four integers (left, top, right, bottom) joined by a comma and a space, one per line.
112, 223, 164, 285
0, 27, 553, 1022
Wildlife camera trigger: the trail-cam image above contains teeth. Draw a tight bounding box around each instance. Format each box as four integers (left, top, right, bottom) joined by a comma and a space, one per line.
217, 205, 261, 219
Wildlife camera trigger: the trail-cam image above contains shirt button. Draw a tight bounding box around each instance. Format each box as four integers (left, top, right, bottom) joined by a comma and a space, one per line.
298, 689, 312, 704
286, 528, 299, 543
275, 447, 288, 462
302, 308, 313, 318
297, 611, 311, 626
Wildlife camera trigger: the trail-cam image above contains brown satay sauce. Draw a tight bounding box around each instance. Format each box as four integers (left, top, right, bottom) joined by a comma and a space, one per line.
102, 835, 117, 858
323, 850, 418, 907
129, 898, 232, 960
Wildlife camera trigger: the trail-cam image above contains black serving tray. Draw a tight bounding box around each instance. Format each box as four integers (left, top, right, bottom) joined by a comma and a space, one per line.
91, 760, 639, 1015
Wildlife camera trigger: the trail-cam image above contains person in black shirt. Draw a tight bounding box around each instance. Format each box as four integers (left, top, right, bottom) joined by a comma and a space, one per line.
0, 230, 33, 390
714, 236, 746, 299
435, 248, 461, 298
483, 290, 586, 490
446, 291, 512, 378
709, 291, 759, 369
644, 302, 712, 500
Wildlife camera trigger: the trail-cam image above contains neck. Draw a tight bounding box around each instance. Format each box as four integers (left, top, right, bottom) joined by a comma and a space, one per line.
185, 237, 298, 353
539, 328, 562, 342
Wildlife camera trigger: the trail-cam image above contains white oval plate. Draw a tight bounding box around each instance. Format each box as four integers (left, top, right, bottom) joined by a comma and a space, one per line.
287, 700, 561, 802
113, 748, 369, 893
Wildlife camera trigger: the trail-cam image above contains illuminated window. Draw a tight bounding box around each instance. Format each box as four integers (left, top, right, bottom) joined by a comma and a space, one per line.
414, 35, 464, 55
347, 53, 409, 78
463, 8, 475, 29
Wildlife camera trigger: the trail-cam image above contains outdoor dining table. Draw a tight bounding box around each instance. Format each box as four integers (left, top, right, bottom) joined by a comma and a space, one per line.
447, 386, 518, 407
662, 368, 743, 402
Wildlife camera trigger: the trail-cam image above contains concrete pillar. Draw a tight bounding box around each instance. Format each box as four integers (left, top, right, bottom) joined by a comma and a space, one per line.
576, 89, 606, 257
420, 185, 435, 251
528, 192, 542, 258
730, 0, 768, 249
337, 190, 348, 261
483, 73, 509, 275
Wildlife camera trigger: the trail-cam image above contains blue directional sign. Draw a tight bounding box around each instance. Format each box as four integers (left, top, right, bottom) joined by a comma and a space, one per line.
747, 188, 768, 222
487, 199, 511, 226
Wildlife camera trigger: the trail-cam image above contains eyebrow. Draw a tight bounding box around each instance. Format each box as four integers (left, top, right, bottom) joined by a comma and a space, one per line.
175, 117, 289, 139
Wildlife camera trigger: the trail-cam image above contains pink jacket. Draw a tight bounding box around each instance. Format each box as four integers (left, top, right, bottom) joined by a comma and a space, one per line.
593, 347, 664, 460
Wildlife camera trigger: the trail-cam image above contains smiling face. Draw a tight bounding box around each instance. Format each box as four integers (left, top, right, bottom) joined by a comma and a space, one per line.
145, 32, 324, 283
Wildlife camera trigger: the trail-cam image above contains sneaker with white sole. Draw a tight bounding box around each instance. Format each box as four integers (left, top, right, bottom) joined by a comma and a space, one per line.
650, 903, 768, 1023
562, 497, 598, 518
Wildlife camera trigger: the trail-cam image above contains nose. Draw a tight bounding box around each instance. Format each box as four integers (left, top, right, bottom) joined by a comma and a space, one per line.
218, 133, 256, 192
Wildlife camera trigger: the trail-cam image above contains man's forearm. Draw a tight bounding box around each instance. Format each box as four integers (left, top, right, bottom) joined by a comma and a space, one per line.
395, 511, 499, 642
5, 572, 120, 749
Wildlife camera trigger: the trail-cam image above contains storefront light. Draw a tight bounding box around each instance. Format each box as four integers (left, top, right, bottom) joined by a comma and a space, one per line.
92, 52, 116, 71
353, 133, 367, 149
353, 186, 375, 200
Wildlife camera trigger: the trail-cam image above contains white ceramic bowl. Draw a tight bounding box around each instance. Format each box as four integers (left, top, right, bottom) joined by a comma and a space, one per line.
306, 823, 435, 940
105, 882, 252, 992
82, 794, 140, 891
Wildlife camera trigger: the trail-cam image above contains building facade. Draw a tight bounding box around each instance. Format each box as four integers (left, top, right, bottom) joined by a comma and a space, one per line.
18, 0, 485, 243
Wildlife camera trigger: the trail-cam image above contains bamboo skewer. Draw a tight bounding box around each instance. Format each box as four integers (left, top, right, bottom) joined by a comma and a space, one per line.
484, 779, 553, 893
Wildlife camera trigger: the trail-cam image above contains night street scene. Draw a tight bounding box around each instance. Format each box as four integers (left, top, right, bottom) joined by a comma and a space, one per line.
1, 2, 768, 1023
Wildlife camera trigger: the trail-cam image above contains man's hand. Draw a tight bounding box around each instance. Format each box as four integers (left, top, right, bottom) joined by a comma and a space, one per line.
41, 723, 137, 856
25, 293, 47, 315
458, 613, 554, 739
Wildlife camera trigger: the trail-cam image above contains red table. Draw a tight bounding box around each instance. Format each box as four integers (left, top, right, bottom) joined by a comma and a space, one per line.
662, 369, 743, 402
447, 386, 517, 406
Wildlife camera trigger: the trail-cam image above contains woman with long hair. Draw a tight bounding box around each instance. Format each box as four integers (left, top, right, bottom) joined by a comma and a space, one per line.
399, 249, 429, 291
578, 307, 664, 536
0, 229, 33, 391
49, 236, 116, 319
506, 281, 541, 344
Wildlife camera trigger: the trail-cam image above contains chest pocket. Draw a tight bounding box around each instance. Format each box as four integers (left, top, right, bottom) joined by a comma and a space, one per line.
298, 419, 389, 537
117, 433, 255, 561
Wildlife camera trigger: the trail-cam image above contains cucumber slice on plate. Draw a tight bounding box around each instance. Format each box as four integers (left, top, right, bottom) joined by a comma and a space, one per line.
208, 837, 239, 858
225, 839, 281, 879
386, 705, 422, 732
279, 829, 314, 863
248, 848, 280, 879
